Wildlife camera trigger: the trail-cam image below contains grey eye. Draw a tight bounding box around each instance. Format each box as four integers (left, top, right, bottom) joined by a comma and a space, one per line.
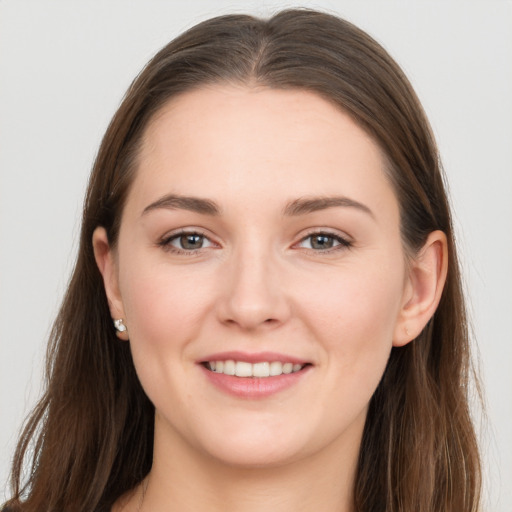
177, 234, 206, 250
309, 234, 336, 250
297, 233, 351, 251
160, 231, 216, 253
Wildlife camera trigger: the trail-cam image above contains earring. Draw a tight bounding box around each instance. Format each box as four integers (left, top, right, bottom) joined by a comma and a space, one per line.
114, 318, 127, 333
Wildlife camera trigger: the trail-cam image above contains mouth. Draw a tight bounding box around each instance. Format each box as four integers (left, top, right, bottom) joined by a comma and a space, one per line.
198, 351, 312, 398
202, 360, 309, 378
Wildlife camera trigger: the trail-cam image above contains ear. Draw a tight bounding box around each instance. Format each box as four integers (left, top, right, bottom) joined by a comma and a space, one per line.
393, 230, 448, 347
92, 227, 129, 341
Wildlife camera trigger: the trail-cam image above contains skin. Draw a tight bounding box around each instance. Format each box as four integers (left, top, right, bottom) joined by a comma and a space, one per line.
94, 85, 447, 512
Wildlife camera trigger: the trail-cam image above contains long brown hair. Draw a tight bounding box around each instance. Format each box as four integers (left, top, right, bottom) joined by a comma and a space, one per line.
4, 9, 481, 512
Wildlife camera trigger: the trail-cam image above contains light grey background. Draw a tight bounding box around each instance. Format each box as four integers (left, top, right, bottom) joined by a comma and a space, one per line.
1, 1, 511, 510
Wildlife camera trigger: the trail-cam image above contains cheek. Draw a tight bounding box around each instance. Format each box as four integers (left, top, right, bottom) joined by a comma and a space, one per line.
117, 264, 215, 411
296, 261, 404, 380
120, 261, 212, 338
117, 263, 218, 401
304, 264, 402, 330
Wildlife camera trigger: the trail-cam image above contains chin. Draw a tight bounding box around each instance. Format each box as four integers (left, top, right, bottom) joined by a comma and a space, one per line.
201, 438, 307, 469
181, 413, 315, 469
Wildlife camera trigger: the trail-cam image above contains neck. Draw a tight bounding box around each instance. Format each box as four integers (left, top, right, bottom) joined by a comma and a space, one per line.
129, 414, 362, 512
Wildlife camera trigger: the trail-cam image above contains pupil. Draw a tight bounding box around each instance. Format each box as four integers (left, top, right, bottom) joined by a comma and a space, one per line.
312, 235, 333, 249
181, 234, 203, 250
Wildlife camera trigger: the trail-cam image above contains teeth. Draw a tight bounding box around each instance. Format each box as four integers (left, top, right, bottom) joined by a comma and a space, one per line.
269, 361, 283, 376
224, 360, 235, 376
282, 362, 293, 374
235, 361, 252, 377
207, 359, 305, 377
253, 362, 270, 377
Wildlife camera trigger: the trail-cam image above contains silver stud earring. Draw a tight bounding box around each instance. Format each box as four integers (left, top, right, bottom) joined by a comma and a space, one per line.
114, 318, 127, 333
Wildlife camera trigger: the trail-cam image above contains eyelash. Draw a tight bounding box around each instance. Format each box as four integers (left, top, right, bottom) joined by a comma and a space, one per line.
158, 229, 214, 255
295, 230, 353, 253
158, 230, 352, 255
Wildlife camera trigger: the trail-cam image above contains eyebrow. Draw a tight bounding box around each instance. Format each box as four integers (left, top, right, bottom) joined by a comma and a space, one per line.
142, 194, 221, 216
283, 196, 375, 218
141, 193, 374, 219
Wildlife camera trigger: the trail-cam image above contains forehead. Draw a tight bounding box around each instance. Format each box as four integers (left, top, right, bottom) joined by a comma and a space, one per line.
129, 85, 397, 221
142, 85, 380, 165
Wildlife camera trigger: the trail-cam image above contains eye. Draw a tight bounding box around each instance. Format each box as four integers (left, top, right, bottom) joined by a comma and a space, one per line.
297, 232, 351, 251
159, 231, 215, 253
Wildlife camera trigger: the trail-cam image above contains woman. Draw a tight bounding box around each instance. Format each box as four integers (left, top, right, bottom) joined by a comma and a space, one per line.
3, 9, 481, 512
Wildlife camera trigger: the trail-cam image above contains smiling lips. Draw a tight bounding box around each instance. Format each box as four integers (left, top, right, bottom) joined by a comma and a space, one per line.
206, 360, 305, 377
200, 353, 311, 398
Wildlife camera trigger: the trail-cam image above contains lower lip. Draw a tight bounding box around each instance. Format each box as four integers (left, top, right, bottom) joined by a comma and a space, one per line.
200, 365, 311, 399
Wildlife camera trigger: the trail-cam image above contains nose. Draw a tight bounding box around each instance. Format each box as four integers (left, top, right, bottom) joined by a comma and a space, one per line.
216, 245, 291, 331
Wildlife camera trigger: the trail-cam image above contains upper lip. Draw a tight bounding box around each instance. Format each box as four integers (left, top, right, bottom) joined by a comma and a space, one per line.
199, 351, 311, 365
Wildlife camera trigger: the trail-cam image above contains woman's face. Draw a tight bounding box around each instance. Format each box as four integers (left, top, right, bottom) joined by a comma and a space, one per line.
99, 85, 414, 468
